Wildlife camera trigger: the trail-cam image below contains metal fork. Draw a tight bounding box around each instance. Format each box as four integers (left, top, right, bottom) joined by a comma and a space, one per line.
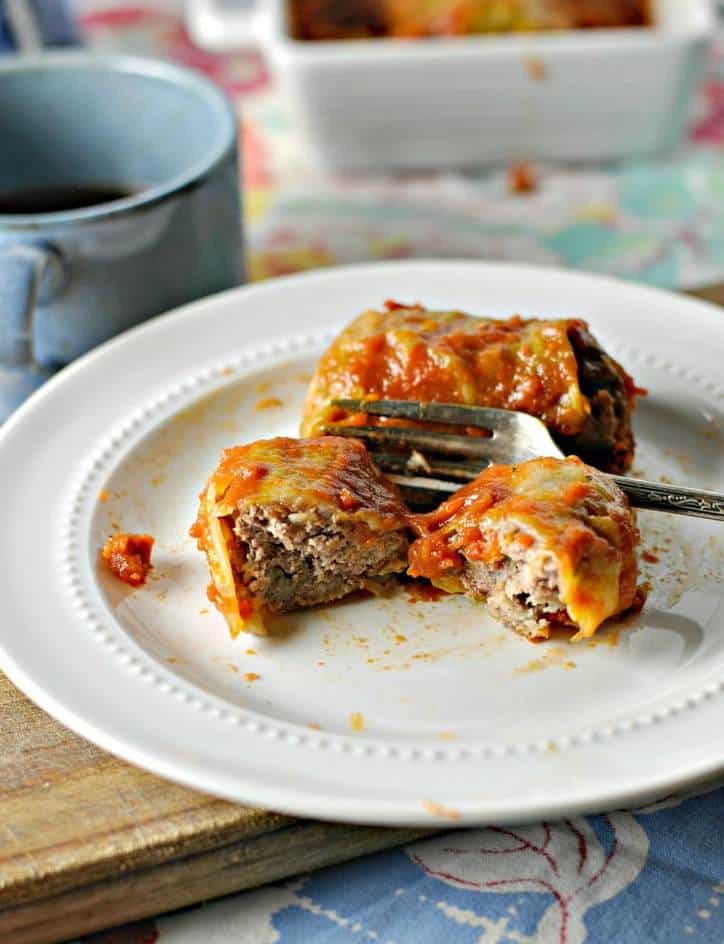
324, 399, 724, 520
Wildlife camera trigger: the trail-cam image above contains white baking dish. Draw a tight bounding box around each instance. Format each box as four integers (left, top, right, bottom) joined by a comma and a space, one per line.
187, 0, 715, 171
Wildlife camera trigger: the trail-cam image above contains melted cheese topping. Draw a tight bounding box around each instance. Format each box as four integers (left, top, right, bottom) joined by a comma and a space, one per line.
384, 0, 650, 36
301, 304, 592, 439
290, 0, 650, 41
191, 436, 409, 636
408, 456, 639, 638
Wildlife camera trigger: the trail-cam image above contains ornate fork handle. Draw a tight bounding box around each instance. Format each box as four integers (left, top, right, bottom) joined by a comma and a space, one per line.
611, 476, 724, 521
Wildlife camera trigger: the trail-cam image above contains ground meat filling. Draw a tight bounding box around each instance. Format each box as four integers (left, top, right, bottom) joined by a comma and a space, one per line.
232, 504, 408, 612
408, 457, 639, 640
561, 322, 636, 474
463, 530, 571, 638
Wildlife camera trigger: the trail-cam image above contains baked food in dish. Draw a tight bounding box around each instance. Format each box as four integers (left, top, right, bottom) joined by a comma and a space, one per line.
290, 0, 386, 39
301, 302, 638, 473
385, 0, 650, 36
407, 456, 640, 640
290, 0, 650, 40
191, 436, 410, 636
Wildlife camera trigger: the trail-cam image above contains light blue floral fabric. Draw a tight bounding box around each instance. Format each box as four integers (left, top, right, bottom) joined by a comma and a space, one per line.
152, 782, 724, 943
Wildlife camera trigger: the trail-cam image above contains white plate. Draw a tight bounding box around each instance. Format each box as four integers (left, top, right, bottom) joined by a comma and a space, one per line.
1, 261, 723, 827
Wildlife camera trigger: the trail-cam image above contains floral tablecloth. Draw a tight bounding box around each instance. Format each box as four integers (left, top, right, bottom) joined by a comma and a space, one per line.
75, 1, 724, 291
5, 2, 724, 941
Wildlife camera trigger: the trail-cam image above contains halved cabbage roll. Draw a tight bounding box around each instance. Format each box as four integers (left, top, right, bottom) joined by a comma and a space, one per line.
191, 436, 409, 636
407, 456, 640, 640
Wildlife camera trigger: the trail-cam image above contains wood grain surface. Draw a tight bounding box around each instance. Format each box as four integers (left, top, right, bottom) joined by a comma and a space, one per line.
686, 281, 724, 308
0, 673, 429, 943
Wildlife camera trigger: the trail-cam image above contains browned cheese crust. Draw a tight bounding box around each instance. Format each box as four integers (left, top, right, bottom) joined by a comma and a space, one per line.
191, 436, 410, 635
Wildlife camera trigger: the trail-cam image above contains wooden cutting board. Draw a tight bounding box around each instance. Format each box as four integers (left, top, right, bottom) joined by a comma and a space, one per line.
1, 283, 718, 944
0, 673, 430, 944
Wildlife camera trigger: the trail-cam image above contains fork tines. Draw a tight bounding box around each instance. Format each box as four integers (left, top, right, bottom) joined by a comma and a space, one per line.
325, 423, 492, 460
323, 398, 500, 506
332, 398, 516, 430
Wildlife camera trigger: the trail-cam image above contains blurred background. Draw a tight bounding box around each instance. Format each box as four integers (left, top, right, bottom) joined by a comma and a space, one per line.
3, 0, 724, 290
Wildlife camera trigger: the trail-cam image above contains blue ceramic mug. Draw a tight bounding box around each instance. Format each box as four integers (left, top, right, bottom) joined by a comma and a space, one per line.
0, 52, 244, 370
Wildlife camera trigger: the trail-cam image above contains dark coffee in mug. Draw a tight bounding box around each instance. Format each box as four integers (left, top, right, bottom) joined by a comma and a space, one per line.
0, 184, 139, 215
0, 53, 243, 372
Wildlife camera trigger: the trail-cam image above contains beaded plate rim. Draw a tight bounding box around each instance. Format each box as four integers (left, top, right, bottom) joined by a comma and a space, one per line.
58, 331, 724, 765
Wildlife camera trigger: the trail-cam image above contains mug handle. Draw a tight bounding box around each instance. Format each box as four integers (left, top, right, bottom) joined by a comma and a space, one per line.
0, 244, 64, 365
186, 0, 268, 51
